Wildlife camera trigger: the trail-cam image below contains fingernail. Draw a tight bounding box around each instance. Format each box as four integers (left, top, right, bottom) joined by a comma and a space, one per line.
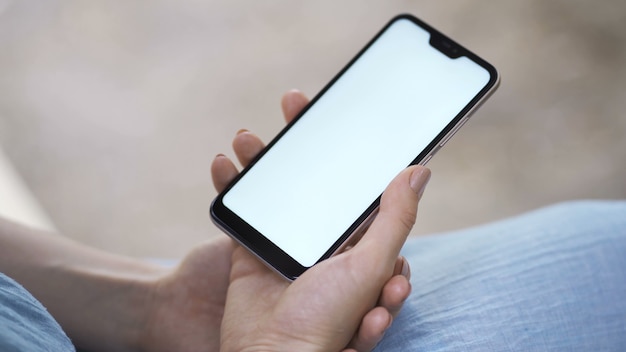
400, 256, 411, 280
237, 129, 249, 135
409, 167, 431, 199
215, 153, 225, 158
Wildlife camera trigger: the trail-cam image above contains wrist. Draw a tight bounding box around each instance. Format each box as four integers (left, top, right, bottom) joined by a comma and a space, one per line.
0, 218, 169, 351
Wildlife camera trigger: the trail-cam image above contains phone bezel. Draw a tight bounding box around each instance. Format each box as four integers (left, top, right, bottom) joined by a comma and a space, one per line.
211, 13, 500, 280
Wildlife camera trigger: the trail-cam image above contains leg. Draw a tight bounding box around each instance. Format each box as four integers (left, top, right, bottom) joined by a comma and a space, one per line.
0, 273, 74, 351
376, 200, 626, 351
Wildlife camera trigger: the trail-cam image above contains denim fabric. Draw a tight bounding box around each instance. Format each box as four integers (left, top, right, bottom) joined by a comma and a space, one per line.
0, 273, 74, 351
376, 200, 626, 351
1, 201, 624, 351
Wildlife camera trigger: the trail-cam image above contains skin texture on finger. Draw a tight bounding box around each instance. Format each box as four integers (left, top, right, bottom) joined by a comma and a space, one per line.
347, 270, 411, 350
229, 91, 309, 171
227, 91, 309, 176
357, 166, 431, 275
378, 275, 411, 318
281, 89, 309, 123
232, 131, 265, 167
142, 237, 235, 352
220, 247, 291, 349
210, 154, 239, 192
347, 306, 392, 352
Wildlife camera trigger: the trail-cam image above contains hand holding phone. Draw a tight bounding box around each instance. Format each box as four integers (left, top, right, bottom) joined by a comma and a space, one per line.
215, 125, 430, 350
212, 14, 499, 280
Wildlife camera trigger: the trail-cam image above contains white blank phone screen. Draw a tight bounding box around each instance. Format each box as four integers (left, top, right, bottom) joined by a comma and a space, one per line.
223, 19, 490, 267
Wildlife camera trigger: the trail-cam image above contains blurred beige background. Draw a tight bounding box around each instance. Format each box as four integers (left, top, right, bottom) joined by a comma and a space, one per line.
0, 1, 625, 258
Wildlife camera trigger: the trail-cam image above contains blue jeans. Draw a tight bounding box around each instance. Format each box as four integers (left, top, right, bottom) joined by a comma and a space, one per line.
376, 200, 626, 351
1, 201, 625, 350
0, 274, 74, 351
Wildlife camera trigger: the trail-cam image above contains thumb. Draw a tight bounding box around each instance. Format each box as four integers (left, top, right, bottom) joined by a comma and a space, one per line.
357, 165, 431, 266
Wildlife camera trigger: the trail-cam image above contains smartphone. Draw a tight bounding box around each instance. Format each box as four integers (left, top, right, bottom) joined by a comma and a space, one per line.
211, 14, 499, 280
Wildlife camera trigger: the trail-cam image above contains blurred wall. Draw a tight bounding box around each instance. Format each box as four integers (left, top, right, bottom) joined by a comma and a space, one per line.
0, 0, 625, 258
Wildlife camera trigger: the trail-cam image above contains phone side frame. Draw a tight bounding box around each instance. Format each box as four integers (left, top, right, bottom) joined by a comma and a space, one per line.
210, 13, 500, 281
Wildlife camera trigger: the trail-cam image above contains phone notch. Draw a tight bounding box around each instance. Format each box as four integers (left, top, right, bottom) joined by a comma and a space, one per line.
428, 33, 463, 59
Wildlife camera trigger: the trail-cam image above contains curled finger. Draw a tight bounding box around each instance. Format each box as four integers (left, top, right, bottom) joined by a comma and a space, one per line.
233, 130, 265, 167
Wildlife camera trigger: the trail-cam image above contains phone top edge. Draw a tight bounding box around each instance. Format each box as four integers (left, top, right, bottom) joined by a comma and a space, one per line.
211, 13, 498, 202
396, 14, 500, 81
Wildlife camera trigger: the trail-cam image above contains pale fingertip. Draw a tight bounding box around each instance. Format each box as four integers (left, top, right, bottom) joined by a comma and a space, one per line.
281, 89, 309, 123
283, 88, 306, 101
379, 275, 411, 318
386, 313, 393, 330
210, 154, 239, 192
379, 311, 393, 342
232, 131, 265, 167
350, 307, 391, 352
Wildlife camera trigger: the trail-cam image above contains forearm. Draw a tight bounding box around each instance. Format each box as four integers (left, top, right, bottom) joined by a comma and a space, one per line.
0, 216, 165, 351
